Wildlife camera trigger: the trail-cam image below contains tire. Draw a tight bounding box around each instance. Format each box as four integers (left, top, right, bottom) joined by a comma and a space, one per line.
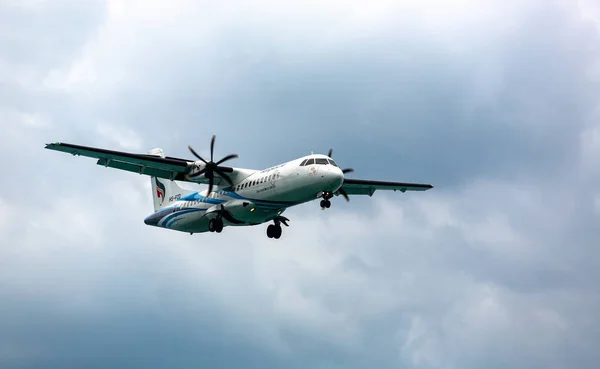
273, 225, 282, 239
267, 224, 274, 238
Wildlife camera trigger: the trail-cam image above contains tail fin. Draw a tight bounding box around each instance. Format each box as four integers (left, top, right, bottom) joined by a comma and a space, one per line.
147, 148, 193, 212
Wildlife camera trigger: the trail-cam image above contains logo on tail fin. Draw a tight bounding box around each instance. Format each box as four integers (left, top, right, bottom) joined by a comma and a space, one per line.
155, 178, 166, 205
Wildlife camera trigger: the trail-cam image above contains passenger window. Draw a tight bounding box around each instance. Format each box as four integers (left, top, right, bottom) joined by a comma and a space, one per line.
316, 158, 328, 165
305, 158, 315, 165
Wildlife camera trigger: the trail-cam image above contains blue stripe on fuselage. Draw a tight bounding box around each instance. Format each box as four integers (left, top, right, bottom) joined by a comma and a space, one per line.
180, 190, 299, 209
161, 208, 206, 228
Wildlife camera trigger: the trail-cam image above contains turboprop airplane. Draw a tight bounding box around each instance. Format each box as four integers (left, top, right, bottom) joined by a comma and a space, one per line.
45, 135, 433, 239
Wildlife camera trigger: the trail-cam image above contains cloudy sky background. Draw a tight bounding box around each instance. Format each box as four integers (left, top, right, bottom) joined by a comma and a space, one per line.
1, 0, 600, 368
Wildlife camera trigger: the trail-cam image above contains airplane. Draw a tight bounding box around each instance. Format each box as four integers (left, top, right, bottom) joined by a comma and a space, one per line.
45, 135, 433, 239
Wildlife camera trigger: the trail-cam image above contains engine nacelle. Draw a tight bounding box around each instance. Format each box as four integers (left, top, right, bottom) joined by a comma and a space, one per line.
185, 161, 208, 181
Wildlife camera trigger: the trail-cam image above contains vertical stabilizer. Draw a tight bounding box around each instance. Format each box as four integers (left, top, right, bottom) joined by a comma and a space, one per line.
147, 148, 193, 212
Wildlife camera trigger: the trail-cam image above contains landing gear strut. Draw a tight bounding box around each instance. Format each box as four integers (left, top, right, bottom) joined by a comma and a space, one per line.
209, 218, 223, 233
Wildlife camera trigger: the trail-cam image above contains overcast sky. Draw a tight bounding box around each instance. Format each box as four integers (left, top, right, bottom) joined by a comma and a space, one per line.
1, 0, 600, 368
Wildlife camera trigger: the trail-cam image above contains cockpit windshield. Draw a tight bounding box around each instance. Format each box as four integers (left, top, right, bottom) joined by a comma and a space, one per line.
300, 157, 336, 166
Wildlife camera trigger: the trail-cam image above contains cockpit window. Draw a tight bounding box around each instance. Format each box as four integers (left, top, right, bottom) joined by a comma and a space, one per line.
299, 159, 308, 166
328, 159, 338, 167
315, 158, 328, 165
305, 158, 315, 165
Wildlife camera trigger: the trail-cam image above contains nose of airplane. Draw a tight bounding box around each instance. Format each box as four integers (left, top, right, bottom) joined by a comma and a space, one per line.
328, 166, 344, 191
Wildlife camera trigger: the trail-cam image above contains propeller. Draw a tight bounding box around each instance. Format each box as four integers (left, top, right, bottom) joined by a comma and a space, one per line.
188, 135, 238, 196
327, 148, 353, 202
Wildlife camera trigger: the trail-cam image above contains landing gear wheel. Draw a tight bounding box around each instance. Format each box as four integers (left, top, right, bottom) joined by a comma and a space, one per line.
273, 224, 282, 239
209, 218, 224, 233
320, 199, 331, 209
215, 219, 223, 233
267, 224, 282, 239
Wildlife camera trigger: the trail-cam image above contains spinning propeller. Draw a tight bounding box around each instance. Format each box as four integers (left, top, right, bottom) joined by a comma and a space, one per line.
188, 135, 238, 196
327, 148, 353, 202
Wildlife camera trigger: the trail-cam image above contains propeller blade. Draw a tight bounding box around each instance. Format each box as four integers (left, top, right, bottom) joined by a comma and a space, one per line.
215, 153, 238, 165
328, 148, 333, 157
188, 145, 208, 164
339, 187, 350, 202
220, 205, 244, 224
188, 167, 207, 178
214, 168, 234, 186
207, 179, 214, 197
342, 168, 354, 174
210, 135, 216, 162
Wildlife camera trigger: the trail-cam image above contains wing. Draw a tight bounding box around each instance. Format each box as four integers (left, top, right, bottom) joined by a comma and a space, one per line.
337, 178, 433, 196
44, 142, 238, 184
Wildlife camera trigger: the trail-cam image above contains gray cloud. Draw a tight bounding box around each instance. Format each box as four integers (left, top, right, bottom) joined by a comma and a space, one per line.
1, 0, 599, 368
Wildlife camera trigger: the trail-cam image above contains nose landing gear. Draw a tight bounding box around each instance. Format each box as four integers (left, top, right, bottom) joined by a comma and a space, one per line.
320, 191, 333, 210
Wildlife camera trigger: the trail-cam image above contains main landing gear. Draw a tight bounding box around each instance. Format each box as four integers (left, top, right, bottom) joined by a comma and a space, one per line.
266, 224, 282, 239
267, 216, 290, 239
208, 218, 224, 233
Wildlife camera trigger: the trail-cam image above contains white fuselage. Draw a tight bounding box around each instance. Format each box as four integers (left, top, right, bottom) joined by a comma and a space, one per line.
144, 154, 344, 233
